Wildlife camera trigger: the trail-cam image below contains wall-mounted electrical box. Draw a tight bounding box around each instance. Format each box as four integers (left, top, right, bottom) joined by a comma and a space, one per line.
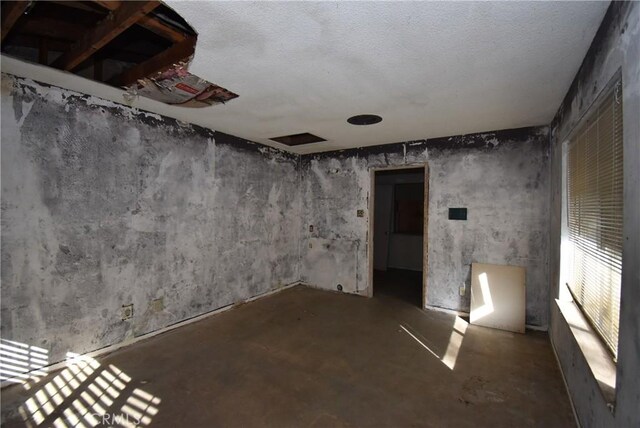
449, 208, 467, 220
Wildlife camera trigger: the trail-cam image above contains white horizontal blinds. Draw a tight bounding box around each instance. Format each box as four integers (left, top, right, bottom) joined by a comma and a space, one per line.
567, 84, 623, 358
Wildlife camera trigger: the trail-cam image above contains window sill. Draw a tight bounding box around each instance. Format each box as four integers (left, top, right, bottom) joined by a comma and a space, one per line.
555, 297, 617, 407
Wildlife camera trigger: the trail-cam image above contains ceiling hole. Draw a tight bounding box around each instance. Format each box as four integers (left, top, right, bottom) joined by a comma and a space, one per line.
270, 132, 326, 146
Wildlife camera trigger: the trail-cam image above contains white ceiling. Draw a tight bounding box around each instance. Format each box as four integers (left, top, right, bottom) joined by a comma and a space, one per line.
3, 1, 610, 154
169, 1, 608, 154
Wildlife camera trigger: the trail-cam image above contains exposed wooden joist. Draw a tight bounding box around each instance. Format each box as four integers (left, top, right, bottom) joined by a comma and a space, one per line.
48, 1, 101, 13
93, 0, 120, 11
138, 15, 185, 42
1, 1, 30, 43
110, 36, 196, 87
93, 0, 185, 42
52, 1, 160, 71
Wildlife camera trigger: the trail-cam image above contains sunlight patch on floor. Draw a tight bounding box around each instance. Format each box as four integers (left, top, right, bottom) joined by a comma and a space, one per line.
1, 339, 49, 385
400, 316, 468, 370
0, 341, 162, 428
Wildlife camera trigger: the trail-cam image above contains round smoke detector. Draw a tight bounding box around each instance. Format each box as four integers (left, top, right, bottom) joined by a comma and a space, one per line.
347, 114, 382, 125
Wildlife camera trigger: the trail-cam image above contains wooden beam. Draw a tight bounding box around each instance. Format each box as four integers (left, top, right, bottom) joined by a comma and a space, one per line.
93, 0, 184, 42
93, 1, 120, 11
52, 1, 160, 71
138, 15, 185, 42
1, 1, 30, 43
110, 36, 196, 87
49, 1, 109, 14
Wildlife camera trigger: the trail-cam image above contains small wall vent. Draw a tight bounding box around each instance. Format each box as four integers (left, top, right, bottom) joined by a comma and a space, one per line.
270, 133, 326, 146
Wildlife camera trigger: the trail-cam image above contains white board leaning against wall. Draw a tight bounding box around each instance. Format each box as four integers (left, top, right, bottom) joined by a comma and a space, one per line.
470, 263, 526, 334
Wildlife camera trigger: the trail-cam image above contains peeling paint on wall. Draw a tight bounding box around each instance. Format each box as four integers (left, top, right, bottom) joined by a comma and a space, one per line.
0, 74, 301, 366
300, 127, 551, 327
1, 72, 553, 375
548, 2, 640, 427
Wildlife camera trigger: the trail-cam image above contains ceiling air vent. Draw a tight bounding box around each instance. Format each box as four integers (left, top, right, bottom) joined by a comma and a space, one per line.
270, 133, 326, 146
347, 114, 382, 125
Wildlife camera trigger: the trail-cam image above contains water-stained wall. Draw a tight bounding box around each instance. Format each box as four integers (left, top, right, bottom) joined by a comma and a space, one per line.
300, 127, 550, 327
0, 73, 552, 372
1, 75, 301, 366
549, 2, 640, 427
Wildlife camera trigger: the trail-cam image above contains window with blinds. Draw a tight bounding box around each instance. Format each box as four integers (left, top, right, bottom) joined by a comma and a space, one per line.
566, 82, 623, 358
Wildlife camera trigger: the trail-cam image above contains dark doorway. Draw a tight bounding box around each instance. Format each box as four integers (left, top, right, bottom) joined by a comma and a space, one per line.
372, 168, 425, 307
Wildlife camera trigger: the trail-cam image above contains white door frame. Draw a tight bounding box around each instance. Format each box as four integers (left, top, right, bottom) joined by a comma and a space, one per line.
367, 163, 429, 308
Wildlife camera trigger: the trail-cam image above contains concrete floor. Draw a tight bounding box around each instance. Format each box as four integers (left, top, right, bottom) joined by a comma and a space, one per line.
1, 283, 575, 427
374, 268, 423, 307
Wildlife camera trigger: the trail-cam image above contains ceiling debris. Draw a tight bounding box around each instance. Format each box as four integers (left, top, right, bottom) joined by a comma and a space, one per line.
129, 65, 238, 107
0, 0, 238, 107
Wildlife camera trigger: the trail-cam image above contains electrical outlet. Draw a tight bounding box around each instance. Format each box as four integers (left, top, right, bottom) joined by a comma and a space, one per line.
122, 304, 133, 320
459, 285, 466, 296
152, 297, 164, 312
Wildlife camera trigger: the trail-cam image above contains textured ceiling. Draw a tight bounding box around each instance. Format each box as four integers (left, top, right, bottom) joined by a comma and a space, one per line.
169, 1, 609, 154
3, 1, 610, 154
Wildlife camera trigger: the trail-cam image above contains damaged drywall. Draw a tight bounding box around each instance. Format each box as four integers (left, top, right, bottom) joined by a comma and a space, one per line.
300, 127, 550, 327
0, 72, 552, 377
548, 2, 640, 427
0, 74, 301, 367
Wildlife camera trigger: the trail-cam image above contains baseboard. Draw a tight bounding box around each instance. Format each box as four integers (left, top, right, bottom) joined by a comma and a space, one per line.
525, 323, 549, 331
299, 281, 368, 297
2, 281, 549, 388
424, 304, 469, 317
1, 281, 301, 389
424, 304, 548, 331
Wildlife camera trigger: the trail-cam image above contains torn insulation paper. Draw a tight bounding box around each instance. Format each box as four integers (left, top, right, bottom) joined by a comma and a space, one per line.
128, 65, 238, 108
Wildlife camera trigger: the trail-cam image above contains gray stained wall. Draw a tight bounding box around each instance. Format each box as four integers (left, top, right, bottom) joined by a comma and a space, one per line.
300, 127, 550, 326
1, 75, 301, 365
548, 2, 640, 427
1, 72, 553, 371
1, 73, 552, 373
4, 3, 638, 425
16, 10, 640, 388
